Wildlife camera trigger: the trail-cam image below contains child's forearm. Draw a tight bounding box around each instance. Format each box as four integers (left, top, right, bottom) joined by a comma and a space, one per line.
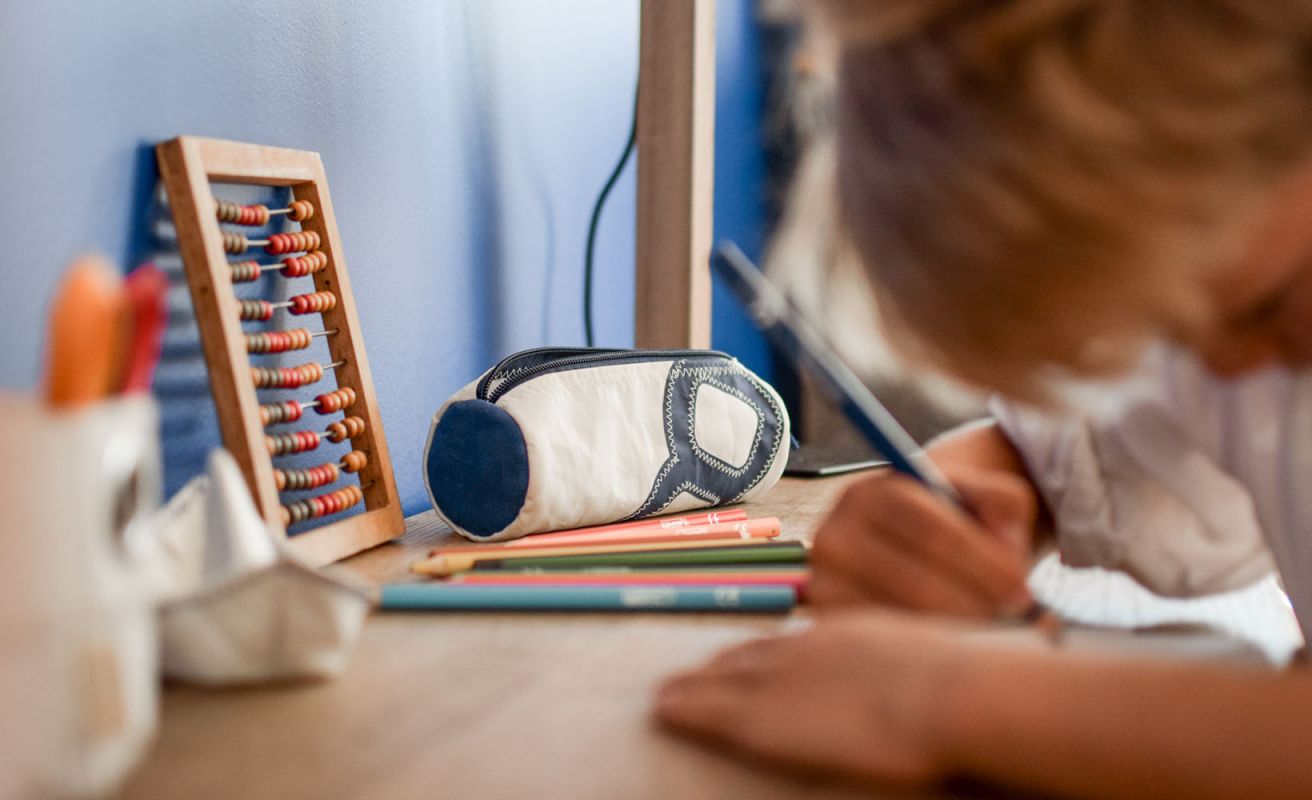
939, 649, 1311, 800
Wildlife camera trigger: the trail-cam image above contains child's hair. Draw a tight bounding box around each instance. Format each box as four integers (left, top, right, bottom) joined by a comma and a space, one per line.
804, 0, 1312, 396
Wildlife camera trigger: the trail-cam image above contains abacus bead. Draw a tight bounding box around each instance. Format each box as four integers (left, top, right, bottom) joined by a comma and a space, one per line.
341, 451, 365, 473
274, 469, 287, 491
280, 506, 291, 527
230, 261, 258, 282
223, 232, 248, 254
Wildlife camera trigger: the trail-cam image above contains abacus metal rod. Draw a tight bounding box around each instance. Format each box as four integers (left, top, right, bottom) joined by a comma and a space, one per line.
268, 298, 335, 311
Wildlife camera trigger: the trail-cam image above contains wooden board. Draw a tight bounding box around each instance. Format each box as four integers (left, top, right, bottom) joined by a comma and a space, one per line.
156, 136, 405, 565
119, 474, 1285, 799
119, 477, 887, 800
635, 0, 717, 350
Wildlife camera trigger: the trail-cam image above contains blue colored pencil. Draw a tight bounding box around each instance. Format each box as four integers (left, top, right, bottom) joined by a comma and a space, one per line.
377, 583, 796, 613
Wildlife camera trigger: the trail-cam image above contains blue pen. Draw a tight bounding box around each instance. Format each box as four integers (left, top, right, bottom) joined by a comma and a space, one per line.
711, 242, 964, 505
711, 242, 1057, 629
377, 583, 796, 613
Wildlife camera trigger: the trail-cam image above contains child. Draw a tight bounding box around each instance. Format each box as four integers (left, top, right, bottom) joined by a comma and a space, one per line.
655, 3, 1312, 798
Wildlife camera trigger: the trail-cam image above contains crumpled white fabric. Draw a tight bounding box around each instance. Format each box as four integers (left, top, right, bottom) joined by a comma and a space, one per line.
143, 449, 369, 686
993, 343, 1312, 642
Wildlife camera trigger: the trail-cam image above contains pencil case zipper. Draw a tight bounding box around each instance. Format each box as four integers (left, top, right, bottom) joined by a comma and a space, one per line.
475, 347, 731, 404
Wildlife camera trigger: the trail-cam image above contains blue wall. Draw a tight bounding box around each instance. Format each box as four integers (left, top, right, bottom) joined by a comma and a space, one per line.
0, 0, 770, 518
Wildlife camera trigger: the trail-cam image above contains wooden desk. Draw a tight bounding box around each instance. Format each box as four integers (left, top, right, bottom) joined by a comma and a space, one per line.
118, 472, 1290, 799
120, 476, 911, 800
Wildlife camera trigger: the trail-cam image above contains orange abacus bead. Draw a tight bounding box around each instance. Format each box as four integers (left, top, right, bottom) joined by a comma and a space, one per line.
251, 362, 324, 389
273, 461, 340, 491
265, 231, 320, 255
265, 429, 321, 456
326, 415, 366, 443
280, 251, 328, 278
341, 450, 368, 473
215, 201, 270, 227
289, 291, 336, 316
280, 484, 362, 527
288, 200, 315, 221
314, 387, 356, 414
245, 328, 313, 354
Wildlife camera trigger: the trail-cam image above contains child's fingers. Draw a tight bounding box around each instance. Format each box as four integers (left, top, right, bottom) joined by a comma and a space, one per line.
654, 674, 754, 741
831, 476, 1032, 608
810, 526, 996, 617
950, 468, 1039, 553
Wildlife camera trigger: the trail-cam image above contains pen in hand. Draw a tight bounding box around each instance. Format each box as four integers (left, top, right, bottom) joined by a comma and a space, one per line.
711, 242, 1061, 638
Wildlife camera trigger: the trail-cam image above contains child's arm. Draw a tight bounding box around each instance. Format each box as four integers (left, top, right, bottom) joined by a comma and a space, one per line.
656, 611, 1312, 800
808, 419, 1049, 616
944, 639, 1308, 800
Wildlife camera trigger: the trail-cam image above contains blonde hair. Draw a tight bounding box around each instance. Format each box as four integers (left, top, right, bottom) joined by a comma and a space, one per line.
801, 0, 1312, 396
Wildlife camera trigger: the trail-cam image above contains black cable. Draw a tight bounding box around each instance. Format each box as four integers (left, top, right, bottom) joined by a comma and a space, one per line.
583, 87, 638, 347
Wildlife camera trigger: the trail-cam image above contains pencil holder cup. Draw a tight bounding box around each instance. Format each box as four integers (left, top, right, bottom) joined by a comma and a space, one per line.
0, 393, 163, 799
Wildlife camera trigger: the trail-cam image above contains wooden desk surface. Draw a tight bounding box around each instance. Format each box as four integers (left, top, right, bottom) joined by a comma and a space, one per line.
120, 475, 911, 800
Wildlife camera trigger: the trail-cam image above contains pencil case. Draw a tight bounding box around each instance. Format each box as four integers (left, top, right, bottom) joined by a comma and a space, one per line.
423, 347, 791, 541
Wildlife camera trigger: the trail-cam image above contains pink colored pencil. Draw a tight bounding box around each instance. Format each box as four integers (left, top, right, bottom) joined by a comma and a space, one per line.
503, 508, 749, 548
428, 517, 780, 560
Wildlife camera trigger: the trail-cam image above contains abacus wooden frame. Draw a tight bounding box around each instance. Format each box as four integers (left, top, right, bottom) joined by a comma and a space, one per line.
157, 136, 405, 565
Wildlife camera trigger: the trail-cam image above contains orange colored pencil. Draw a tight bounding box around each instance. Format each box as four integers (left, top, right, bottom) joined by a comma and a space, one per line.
42, 255, 127, 408
427, 518, 780, 561
499, 508, 749, 548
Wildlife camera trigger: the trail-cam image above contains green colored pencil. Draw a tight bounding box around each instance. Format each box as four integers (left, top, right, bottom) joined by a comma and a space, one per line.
490, 563, 811, 576
468, 541, 808, 572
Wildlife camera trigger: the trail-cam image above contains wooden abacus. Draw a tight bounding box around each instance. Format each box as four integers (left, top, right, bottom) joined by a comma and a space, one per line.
156, 136, 404, 565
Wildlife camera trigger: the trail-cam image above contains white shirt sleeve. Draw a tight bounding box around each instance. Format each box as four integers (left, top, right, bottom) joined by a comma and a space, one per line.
990, 394, 1275, 598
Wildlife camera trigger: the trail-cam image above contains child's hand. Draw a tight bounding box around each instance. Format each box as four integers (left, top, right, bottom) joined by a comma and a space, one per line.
654, 611, 974, 790
808, 466, 1038, 618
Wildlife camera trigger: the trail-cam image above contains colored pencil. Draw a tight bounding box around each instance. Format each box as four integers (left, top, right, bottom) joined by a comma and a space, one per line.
42, 255, 127, 408
499, 508, 750, 549
493, 563, 809, 575
412, 537, 769, 578
468, 541, 808, 572
428, 518, 780, 560
449, 571, 809, 597
377, 584, 797, 612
